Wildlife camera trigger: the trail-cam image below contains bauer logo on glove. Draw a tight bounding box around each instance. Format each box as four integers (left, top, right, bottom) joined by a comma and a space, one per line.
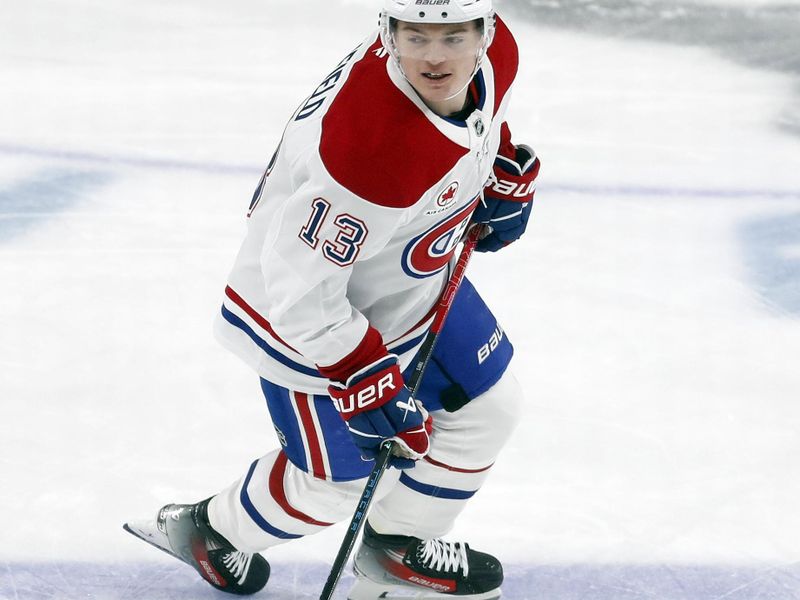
328, 355, 432, 468
484, 144, 538, 203
487, 176, 536, 201
472, 123, 541, 253
330, 368, 400, 414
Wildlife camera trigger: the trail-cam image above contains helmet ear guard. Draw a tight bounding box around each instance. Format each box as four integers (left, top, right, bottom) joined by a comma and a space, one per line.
476, 12, 496, 66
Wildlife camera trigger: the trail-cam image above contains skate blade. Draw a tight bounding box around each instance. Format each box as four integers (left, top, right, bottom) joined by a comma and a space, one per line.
348, 576, 501, 600
123, 520, 179, 562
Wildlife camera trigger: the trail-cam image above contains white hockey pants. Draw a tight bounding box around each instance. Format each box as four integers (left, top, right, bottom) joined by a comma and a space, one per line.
208, 370, 523, 552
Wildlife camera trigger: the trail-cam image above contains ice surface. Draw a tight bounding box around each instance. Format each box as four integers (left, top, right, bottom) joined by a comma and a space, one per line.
3, 561, 800, 600
1, 0, 799, 598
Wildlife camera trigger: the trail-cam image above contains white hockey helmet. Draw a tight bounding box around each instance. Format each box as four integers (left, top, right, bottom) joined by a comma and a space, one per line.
379, 0, 496, 98
381, 0, 494, 24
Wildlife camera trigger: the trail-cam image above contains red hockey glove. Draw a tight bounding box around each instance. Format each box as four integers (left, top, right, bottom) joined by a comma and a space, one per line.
474, 143, 540, 252
328, 355, 432, 469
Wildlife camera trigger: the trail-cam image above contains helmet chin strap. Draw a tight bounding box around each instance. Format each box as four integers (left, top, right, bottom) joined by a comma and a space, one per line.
442, 55, 480, 102
443, 18, 494, 102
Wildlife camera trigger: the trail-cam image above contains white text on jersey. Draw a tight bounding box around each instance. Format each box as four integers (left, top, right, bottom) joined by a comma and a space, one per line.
296, 45, 361, 121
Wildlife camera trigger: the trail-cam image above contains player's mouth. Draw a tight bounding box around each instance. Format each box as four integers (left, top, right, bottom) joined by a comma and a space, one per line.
422, 72, 451, 81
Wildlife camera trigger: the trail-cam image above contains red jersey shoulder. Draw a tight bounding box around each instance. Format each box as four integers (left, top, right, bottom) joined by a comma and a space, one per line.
488, 14, 519, 114
319, 37, 466, 209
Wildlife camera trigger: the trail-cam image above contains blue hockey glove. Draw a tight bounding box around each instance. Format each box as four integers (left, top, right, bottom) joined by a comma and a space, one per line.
474, 144, 540, 253
328, 355, 432, 469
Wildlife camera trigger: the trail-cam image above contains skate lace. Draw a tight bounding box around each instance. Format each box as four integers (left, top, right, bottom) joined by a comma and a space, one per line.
221, 551, 253, 585
416, 539, 469, 577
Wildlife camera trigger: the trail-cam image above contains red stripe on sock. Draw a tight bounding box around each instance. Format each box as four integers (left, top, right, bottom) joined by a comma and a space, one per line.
424, 455, 494, 474
268, 452, 334, 527
294, 392, 328, 480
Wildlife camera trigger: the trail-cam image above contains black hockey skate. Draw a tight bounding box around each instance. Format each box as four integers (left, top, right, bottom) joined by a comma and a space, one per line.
123, 499, 269, 595
349, 522, 503, 600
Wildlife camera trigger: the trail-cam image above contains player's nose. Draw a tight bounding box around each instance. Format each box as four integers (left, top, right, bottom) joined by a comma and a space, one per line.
421, 45, 447, 65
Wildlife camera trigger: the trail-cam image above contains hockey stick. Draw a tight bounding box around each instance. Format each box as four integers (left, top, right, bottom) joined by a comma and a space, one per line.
319, 223, 485, 600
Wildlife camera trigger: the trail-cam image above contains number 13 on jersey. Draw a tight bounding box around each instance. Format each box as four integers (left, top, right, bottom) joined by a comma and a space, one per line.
298, 198, 368, 267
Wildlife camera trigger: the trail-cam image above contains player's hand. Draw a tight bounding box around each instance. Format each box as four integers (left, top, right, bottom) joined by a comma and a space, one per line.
328, 355, 432, 469
474, 144, 540, 252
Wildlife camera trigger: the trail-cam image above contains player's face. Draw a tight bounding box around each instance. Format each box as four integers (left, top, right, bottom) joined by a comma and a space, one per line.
393, 21, 484, 116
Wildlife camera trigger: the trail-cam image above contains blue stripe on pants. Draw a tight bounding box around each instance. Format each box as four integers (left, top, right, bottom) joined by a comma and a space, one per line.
399, 472, 477, 500
239, 460, 303, 539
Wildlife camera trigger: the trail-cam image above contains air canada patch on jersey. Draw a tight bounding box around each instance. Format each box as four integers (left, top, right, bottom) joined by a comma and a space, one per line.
402, 198, 480, 279
425, 181, 459, 216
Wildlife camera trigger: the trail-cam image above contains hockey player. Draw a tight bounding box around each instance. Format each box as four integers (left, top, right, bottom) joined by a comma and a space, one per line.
124, 0, 539, 598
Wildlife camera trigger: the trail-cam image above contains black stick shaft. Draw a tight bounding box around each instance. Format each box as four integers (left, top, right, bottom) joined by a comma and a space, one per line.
318, 224, 484, 600
318, 443, 392, 599
407, 224, 483, 396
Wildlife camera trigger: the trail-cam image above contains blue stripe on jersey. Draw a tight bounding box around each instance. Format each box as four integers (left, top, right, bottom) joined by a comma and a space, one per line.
223, 302, 428, 381
220, 305, 323, 378
475, 69, 487, 110
239, 460, 303, 539
399, 472, 477, 500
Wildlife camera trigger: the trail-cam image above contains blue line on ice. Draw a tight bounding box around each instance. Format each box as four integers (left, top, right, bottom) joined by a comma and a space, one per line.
2, 142, 799, 200
546, 183, 800, 200
0, 142, 259, 177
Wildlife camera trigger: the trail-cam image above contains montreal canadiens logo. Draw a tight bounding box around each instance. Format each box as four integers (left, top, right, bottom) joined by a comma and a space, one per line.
402, 198, 479, 279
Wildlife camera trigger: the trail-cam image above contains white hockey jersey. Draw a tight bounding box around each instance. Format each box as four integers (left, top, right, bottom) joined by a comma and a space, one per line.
214, 17, 520, 394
